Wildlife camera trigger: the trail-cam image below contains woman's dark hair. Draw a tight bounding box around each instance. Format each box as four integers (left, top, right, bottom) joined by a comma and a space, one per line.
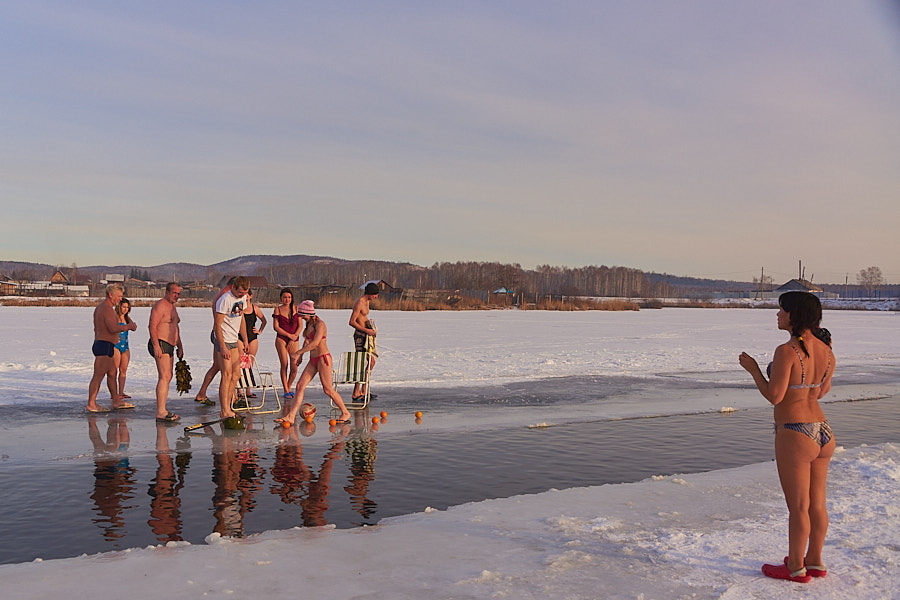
779, 291, 822, 356
280, 288, 295, 315
117, 297, 133, 325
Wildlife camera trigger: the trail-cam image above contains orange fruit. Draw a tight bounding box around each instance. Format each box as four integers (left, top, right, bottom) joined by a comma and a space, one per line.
328, 419, 336, 426
380, 411, 387, 419
372, 416, 379, 424
415, 411, 422, 418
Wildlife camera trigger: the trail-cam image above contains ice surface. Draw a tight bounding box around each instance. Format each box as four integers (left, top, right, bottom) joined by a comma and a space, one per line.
0, 306, 898, 598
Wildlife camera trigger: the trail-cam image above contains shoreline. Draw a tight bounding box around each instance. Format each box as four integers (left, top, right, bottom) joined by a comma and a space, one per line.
1, 296, 897, 311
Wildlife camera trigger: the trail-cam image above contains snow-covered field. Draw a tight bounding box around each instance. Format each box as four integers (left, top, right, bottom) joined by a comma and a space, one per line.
1, 306, 898, 598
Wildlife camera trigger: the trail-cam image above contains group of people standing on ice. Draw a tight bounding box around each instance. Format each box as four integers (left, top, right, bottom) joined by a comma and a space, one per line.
86, 279, 381, 427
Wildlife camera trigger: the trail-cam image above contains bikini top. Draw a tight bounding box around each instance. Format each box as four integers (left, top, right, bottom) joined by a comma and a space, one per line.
305, 329, 325, 342
786, 344, 831, 389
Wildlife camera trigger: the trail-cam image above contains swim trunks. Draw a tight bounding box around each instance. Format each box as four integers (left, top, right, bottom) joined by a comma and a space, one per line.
210, 329, 238, 351
775, 420, 834, 448
147, 339, 176, 357
92, 340, 115, 358
354, 329, 368, 352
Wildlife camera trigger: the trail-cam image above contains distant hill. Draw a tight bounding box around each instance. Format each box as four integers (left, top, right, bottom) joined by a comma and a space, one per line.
0, 255, 329, 284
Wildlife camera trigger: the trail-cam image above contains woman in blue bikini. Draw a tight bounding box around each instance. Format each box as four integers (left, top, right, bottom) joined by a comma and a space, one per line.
739, 291, 835, 583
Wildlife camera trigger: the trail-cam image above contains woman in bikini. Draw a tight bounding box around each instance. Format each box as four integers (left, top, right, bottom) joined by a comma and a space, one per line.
739, 291, 835, 583
272, 288, 301, 398
276, 300, 351, 426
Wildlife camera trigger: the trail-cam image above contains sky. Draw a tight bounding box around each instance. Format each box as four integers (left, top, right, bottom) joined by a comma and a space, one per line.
2, 1, 899, 284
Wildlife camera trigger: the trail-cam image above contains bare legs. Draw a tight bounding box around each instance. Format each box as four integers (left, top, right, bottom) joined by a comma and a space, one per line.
195, 349, 219, 401
774, 429, 835, 572
153, 353, 176, 419
87, 355, 117, 412
352, 354, 375, 399
216, 346, 240, 419
114, 349, 130, 401
281, 357, 350, 424
275, 338, 299, 395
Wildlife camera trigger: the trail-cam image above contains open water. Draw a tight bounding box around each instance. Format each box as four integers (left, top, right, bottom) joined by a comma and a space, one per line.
0, 379, 897, 565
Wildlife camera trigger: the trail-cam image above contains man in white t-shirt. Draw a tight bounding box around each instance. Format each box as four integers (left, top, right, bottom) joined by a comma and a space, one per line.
213, 275, 250, 419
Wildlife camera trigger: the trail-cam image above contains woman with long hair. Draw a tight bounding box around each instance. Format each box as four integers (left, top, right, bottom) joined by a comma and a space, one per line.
739, 291, 835, 583
272, 288, 301, 398
276, 300, 351, 426
112, 298, 135, 408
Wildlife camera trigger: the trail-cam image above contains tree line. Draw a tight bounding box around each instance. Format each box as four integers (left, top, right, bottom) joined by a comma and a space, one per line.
258, 260, 677, 298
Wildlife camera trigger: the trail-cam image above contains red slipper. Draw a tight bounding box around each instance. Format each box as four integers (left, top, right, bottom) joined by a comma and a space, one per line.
762, 562, 810, 583
784, 557, 827, 578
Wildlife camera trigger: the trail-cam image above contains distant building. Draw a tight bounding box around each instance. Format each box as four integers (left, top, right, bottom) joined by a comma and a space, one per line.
359, 280, 397, 295
50, 269, 92, 286
0, 276, 17, 295
775, 279, 824, 294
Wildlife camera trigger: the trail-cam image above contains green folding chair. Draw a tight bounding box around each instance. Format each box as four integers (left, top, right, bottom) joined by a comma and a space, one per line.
332, 351, 373, 409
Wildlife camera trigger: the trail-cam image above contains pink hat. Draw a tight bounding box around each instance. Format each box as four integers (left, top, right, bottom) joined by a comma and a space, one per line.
298, 300, 316, 316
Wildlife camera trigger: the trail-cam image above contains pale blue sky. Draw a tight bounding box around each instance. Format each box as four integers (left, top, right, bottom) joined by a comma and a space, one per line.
2, 1, 898, 283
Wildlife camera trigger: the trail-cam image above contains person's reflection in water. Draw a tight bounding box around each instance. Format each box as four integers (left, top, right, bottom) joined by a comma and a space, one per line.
271, 421, 349, 526
147, 422, 188, 542
209, 417, 264, 537
344, 411, 379, 524
87, 414, 135, 541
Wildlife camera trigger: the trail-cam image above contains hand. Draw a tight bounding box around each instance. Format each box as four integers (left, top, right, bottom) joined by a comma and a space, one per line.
176, 347, 184, 360
738, 352, 758, 373
129, 322, 138, 331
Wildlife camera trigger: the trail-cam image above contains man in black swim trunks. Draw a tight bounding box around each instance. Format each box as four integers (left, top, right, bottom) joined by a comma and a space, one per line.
87, 284, 137, 413
149, 283, 185, 422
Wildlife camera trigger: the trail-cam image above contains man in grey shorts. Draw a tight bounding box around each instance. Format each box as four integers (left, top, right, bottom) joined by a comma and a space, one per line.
213, 276, 250, 420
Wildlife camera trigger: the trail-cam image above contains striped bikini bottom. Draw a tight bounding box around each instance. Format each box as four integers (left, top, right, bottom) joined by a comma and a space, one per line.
775, 420, 833, 448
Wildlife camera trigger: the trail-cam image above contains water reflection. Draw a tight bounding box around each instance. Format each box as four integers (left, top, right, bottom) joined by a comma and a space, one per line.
87, 415, 136, 541
85, 410, 385, 546
344, 412, 378, 524
208, 419, 265, 537
271, 421, 351, 526
147, 423, 189, 542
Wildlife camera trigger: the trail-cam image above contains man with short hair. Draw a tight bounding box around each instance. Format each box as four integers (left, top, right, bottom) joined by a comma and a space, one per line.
148, 282, 185, 422
87, 284, 138, 412
213, 275, 250, 419
349, 282, 379, 400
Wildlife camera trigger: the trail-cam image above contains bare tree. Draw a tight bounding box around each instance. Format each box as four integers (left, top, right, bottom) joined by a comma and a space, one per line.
857, 266, 884, 297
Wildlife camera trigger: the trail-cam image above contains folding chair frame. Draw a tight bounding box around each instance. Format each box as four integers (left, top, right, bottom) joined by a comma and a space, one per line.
332, 351, 374, 410
232, 355, 282, 415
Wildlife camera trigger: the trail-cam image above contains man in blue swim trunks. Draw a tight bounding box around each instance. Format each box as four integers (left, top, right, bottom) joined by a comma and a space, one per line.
88, 284, 137, 413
